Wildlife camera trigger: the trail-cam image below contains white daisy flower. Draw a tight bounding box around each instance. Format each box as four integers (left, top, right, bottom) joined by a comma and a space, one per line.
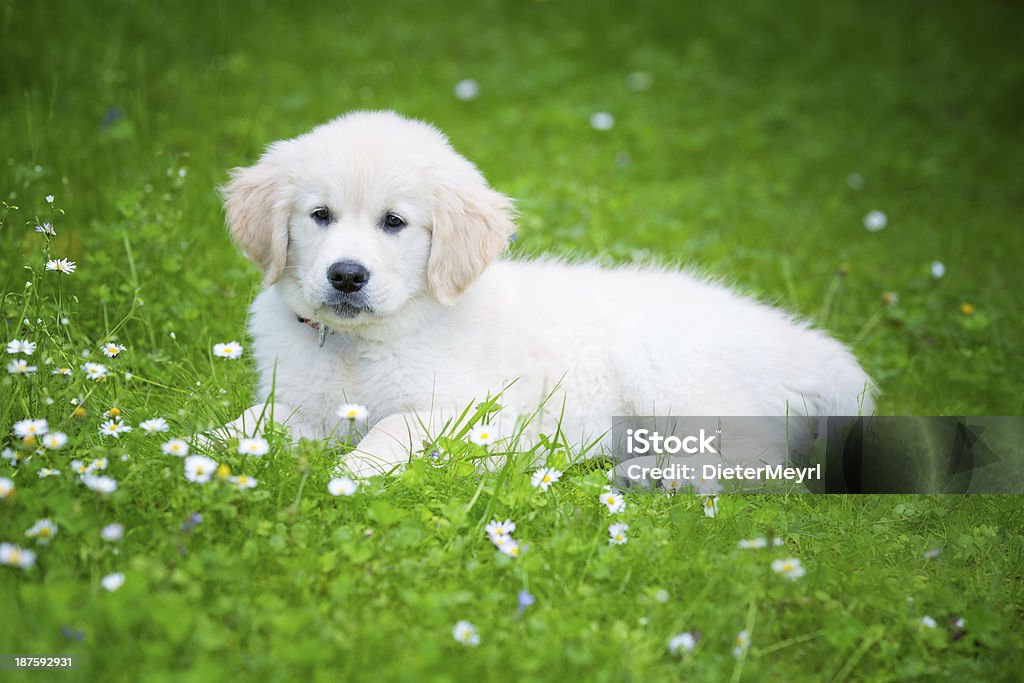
13, 419, 48, 438
667, 632, 697, 655
2, 448, 22, 466
771, 557, 806, 580
487, 533, 514, 551
25, 518, 58, 544
101, 343, 126, 358
70, 460, 88, 475
42, 432, 68, 450
82, 474, 118, 494
733, 630, 750, 658
161, 438, 189, 457
7, 359, 37, 374
663, 477, 684, 494
468, 424, 498, 446
0, 542, 36, 569
34, 222, 56, 236
0, 477, 14, 498
590, 112, 615, 130
6, 339, 36, 355
238, 437, 269, 456
230, 474, 258, 490
484, 519, 516, 538
702, 495, 719, 518
86, 458, 108, 473
452, 620, 480, 646
45, 258, 77, 274
530, 467, 563, 492
184, 455, 218, 484
608, 522, 629, 545
139, 418, 169, 434
930, 261, 946, 279
82, 362, 108, 380
212, 341, 244, 359
328, 476, 359, 496
920, 615, 938, 629
498, 538, 522, 557
336, 403, 368, 421
98, 419, 131, 438
863, 210, 888, 232
101, 572, 125, 592
453, 78, 479, 101
101, 523, 124, 542
38, 468, 61, 478
600, 487, 626, 514
52, 367, 72, 376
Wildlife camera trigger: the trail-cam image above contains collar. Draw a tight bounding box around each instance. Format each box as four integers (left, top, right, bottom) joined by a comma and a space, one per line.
297, 315, 334, 347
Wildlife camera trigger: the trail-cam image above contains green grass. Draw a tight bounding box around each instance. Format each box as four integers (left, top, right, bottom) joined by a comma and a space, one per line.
2, 0, 1023, 680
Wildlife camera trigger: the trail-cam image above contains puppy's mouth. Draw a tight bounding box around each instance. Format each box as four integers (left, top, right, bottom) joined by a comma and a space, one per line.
320, 295, 373, 320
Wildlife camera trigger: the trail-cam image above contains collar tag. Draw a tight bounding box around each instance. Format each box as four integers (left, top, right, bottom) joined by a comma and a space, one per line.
296, 315, 332, 347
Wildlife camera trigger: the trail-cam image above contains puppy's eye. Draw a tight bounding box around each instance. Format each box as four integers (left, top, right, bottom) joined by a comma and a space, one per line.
382, 212, 406, 231
311, 207, 332, 225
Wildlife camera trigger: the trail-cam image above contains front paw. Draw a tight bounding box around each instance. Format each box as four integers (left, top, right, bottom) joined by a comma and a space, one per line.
341, 431, 414, 478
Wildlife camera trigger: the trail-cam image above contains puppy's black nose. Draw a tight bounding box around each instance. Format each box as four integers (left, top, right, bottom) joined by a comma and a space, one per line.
327, 261, 370, 293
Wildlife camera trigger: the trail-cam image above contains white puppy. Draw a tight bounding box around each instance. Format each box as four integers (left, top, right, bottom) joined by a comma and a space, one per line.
220, 110, 874, 477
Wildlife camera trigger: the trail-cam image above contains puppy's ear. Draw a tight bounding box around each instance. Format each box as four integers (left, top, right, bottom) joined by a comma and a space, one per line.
428, 172, 516, 306
221, 151, 291, 286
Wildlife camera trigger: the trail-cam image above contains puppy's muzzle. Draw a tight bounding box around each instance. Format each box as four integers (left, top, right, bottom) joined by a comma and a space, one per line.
327, 260, 370, 293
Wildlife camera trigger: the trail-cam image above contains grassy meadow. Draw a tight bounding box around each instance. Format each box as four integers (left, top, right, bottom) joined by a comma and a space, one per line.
1, 0, 1023, 680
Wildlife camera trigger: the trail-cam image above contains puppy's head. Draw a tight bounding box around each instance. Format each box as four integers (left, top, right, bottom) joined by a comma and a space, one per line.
222, 111, 515, 327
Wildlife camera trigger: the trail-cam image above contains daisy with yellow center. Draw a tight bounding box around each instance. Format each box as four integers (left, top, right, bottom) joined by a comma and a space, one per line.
530, 467, 563, 492
336, 403, 368, 422
238, 437, 269, 456
231, 475, 258, 490
733, 630, 750, 658
98, 419, 132, 438
327, 476, 359, 496
184, 455, 218, 484
45, 258, 77, 274
452, 621, 480, 647
484, 519, 515, 538
0, 542, 36, 569
102, 343, 126, 358
161, 438, 189, 457
771, 557, 806, 580
498, 539, 522, 557
213, 341, 244, 359
608, 522, 629, 545
25, 519, 58, 545
7, 359, 37, 375
13, 419, 48, 438
468, 423, 498, 446
82, 362, 108, 380
601, 487, 626, 514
